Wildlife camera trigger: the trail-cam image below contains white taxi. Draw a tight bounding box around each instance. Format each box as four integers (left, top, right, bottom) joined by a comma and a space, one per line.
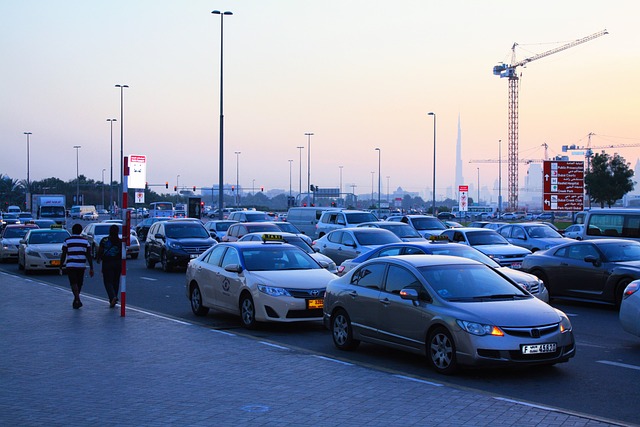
185, 235, 337, 328
18, 228, 71, 273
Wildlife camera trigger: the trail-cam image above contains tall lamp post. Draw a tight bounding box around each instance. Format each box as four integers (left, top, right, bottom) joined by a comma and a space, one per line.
102, 168, 106, 209
477, 167, 480, 205
288, 160, 293, 202
386, 176, 390, 203
24, 132, 32, 210
73, 146, 81, 205
428, 112, 436, 215
370, 171, 375, 206
339, 165, 343, 205
176, 174, 180, 204
375, 148, 381, 211
305, 133, 313, 203
115, 84, 128, 214
297, 146, 304, 204
107, 118, 117, 214
234, 151, 241, 207
212, 9, 233, 219
498, 139, 502, 215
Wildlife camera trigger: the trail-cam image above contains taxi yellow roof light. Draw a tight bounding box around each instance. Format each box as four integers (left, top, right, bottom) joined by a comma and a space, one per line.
261, 233, 284, 243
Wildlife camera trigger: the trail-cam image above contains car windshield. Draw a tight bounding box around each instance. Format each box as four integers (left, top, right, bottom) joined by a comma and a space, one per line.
242, 247, 319, 271
380, 224, 422, 238
40, 207, 65, 218
274, 223, 300, 233
28, 231, 68, 244
280, 236, 313, 254
213, 222, 233, 231
245, 212, 271, 221
418, 264, 528, 302
425, 245, 500, 268
353, 230, 401, 246
467, 231, 509, 246
165, 223, 209, 239
411, 217, 447, 231
345, 212, 378, 224
3, 227, 32, 238
524, 225, 562, 238
4, 213, 19, 219
247, 224, 280, 232
598, 242, 640, 262
94, 224, 121, 235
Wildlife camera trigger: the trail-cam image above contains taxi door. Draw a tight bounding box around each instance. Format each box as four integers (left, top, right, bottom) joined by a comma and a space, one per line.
196, 245, 227, 308
216, 247, 245, 313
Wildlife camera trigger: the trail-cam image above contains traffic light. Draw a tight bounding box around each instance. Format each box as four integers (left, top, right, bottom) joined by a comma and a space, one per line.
174, 186, 177, 191
193, 186, 196, 191
165, 182, 168, 189
145, 182, 149, 190
261, 186, 264, 192
231, 185, 235, 192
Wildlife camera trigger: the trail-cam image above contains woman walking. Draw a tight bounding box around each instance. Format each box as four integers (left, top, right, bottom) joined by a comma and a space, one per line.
96, 224, 122, 308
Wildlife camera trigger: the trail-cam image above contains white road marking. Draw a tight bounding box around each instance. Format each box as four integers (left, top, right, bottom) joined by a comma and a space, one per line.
393, 375, 443, 387
597, 360, 640, 371
211, 329, 236, 337
140, 277, 158, 281
576, 342, 608, 349
259, 341, 289, 350
493, 397, 556, 411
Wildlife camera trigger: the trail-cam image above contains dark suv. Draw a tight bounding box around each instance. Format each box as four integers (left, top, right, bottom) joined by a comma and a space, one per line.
145, 219, 217, 271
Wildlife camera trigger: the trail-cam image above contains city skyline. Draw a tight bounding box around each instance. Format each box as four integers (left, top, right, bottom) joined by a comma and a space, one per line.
3, 1, 639, 203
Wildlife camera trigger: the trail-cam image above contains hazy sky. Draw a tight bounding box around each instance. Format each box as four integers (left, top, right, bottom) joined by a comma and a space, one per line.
2, 1, 639, 201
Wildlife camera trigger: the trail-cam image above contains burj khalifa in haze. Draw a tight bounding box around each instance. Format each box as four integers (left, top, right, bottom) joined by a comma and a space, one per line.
455, 114, 464, 198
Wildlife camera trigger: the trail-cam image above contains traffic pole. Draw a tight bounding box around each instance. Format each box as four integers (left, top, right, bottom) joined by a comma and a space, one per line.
121, 156, 129, 317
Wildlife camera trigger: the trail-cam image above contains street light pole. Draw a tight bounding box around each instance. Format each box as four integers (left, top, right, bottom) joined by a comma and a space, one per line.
115, 84, 128, 215
24, 132, 32, 210
386, 176, 390, 203
212, 10, 233, 219
235, 151, 241, 207
288, 160, 293, 201
428, 112, 436, 215
73, 146, 81, 205
477, 167, 480, 205
371, 171, 375, 206
176, 174, 180, 204
305, 133, 313, 203
297, 146, 304, 205
102, 168, 106, 209
106, 118, 117, 214
498, 139, 502, 216
375, 148, 381, 211
339, 166, 343, 204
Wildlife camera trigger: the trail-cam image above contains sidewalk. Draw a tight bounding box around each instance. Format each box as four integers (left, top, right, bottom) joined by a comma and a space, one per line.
0, 271, 629, 427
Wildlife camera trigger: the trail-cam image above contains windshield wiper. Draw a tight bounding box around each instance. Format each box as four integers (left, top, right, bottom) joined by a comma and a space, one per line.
480, 294, 528, 300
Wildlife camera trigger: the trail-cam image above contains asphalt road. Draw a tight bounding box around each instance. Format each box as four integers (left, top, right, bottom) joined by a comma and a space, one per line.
3, 238, 639, 425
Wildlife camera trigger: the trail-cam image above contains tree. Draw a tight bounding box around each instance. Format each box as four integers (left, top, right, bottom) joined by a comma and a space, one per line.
585, 152, 634, 208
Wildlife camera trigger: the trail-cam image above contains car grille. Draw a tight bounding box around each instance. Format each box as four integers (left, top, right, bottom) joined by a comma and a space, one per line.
181, 244, 213, 256
501, 324, 559, 338
44, 252, 62, 260
518, 281, 540, 294
286, 308, 324, 319
285, 288, 325, 299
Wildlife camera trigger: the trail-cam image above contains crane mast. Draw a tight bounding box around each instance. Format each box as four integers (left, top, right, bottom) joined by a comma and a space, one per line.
493, 30, 608, 211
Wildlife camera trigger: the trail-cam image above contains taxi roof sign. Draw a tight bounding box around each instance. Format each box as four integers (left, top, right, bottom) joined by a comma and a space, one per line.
429, 234, 450, 242
261, 234, 284, 243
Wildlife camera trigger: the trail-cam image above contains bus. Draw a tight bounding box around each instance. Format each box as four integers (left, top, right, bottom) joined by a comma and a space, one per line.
451, 206, 497, 219
149, 202, 174, 218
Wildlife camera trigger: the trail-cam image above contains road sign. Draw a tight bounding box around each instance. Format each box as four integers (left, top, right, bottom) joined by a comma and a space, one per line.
542, 161, 584, 211
458, 185, 469, 212
128, 154, 147, 190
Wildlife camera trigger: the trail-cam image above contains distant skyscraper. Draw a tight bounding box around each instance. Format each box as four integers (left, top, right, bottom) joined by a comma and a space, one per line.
455, 114, 464, 195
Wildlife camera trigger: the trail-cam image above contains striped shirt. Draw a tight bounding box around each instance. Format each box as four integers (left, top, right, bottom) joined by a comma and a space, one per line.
62, 234, 91, 269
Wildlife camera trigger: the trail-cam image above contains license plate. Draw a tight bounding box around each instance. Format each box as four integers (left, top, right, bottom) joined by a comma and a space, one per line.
51, 260, 61, 267
510, 262, 522, 269
521, 343, 556, 354
307, 299, 323, 309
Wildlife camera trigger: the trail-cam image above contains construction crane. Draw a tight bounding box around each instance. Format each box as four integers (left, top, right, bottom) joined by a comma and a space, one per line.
562, 132, 640, 171
493, 29, 608, 211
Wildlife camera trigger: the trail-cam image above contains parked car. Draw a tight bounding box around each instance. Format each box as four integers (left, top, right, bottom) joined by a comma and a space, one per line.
135, 217, 170, 242
271, 221, 313, 244
312, 228, 402, 265
285, 207, 336, 239
440, 227, 531, 269
82, 222, 140, 259
357, 221, 425, 241
436, 212, 456, 220
316, 210, 379, 238
227, 210, 272, 222
386, 215, 447, 238
323, 255, 575, 374
521, 239, 640, 306
185, 239, 337, 328
620, 280, 640, 337
145, 219, 217, 271
203, 220, 238, 242
497, 222, 572, 252
563, 224, 585, 240
18, 228, 71, 273
0, 224, 38, 262
81, 211, 99, 221
337, 240, 548, 302
239, 232, 337, 274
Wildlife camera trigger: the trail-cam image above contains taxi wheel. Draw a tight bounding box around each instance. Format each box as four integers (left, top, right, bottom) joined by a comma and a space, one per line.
427, 327, 458, 375
145, 250, 156, 269
239, 294, 257, 329
161, 251, 172, 272
190, 284, 209, 316
331, 309, 360, 351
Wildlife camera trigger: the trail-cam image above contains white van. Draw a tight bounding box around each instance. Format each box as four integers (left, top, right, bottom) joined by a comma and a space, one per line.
7, 205, 21, 214
70, 205, 97, 219
285, 207, 336, 239
578, 208, 640, 241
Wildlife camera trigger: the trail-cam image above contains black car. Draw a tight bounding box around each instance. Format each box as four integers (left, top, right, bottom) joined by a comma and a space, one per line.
145, 219, 217, 272
135, 217, 169, 241
521, 238, 640, 306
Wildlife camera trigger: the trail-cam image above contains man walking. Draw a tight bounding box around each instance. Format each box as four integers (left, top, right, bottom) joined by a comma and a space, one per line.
60, 223, 94, 309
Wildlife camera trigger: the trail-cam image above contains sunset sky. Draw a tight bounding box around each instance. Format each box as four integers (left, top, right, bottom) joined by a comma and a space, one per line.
2, 1, 639, 203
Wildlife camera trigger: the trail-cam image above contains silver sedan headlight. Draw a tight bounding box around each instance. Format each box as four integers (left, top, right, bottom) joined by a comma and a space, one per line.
257, 285, 291, 297
456, 320, 504, 336
26, 249, 42, 257
556, 310, 572, 333
168, 241, 182, 249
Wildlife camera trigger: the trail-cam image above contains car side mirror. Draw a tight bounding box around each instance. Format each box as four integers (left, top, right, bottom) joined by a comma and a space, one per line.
399, 288, 418, 301
154, 233, 164, 240
584, 255, 601, 267
224, 263, 243, 273
19, 239, 26, 244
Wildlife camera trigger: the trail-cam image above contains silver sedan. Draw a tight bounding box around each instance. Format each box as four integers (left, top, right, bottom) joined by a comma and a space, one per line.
323, 255, 575, 374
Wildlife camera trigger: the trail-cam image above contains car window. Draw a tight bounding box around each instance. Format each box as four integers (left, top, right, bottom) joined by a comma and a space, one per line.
205, 245, 227, 266
498, 226, 512, 238
221, 247, 240, 267
351, 263, 386, 290
345, 212, 378, 224
327, 231, 343, 243
384, 265, 423, 295
599, 242, 640, 262
377, 247, 405, 257
242, 247, 318, 271
403, 247, 427, 255
512, 227, 526, 239
525, 225, 561, 238
336, 213, 346, 225
567, 244, 599, 261
342, 233, 356, 246
165, 224, 208, 239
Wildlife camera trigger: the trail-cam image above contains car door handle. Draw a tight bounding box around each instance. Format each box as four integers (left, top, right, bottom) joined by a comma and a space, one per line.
378, 297, 390, 305
560, 262, 569, 266
348, 290, 358, 297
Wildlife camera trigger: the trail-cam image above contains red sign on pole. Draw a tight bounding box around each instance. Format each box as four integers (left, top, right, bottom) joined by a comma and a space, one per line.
542, 161, 584, 211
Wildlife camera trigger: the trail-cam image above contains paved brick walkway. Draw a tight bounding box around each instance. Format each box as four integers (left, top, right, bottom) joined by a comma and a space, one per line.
0, 272, 630, 426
